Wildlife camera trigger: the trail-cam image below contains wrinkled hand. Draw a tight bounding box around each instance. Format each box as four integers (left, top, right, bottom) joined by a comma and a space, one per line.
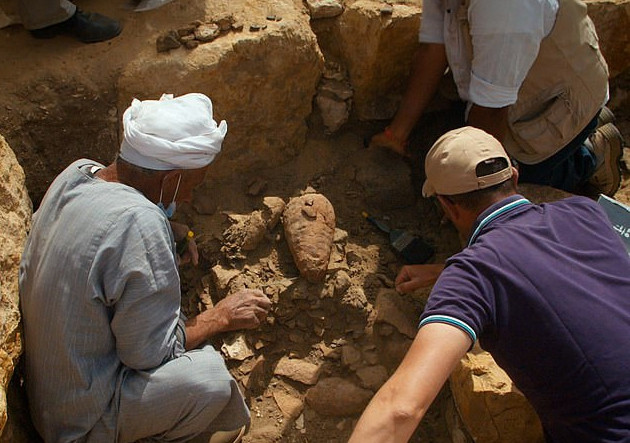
395, 264, 445, 293
368, 130, 409, 157
214, 289, 272, 332
169, 221, 199, 266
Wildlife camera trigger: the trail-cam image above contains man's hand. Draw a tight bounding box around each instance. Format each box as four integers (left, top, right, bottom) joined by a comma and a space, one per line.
214, 289, 272, 332
184, 289, 272, 350
368, 128, 409, 157
395, 264, 445, 293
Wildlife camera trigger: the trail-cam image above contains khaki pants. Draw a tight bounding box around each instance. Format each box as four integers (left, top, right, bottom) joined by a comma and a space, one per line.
18, 0, 75, 29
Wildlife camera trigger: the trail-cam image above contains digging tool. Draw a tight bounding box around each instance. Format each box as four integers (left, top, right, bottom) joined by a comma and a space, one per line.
362, 212, 434, 264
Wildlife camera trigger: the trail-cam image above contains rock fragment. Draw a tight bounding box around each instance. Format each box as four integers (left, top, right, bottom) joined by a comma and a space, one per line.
274, 357, 321, 385
156, 30, 181, 52
305, 377, 372, 416
216, 15, 235, 32
306, 0, 344, 19
221, 333, 254, 361
177, 25, 196, 37
315, 76, 353, 134
210, 265, 240, 292
273, 391, 304, 419
451, 348, 544, 441
356, 365, 388, 390
194, 23, 220, 42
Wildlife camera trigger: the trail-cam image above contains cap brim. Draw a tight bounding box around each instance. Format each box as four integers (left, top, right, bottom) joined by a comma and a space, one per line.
422, 180, 436, 198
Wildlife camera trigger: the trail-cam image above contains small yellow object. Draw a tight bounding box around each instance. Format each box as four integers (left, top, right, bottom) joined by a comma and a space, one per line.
177, 230, 195, 255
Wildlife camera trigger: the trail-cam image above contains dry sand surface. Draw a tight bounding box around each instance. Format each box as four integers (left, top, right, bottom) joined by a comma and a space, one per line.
1, 1, 629, 441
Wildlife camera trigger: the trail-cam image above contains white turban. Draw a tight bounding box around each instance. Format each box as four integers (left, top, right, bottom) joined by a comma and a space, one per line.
119, 93, 227, 170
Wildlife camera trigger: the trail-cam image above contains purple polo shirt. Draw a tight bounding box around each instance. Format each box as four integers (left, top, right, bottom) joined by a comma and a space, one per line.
420, 194, 630, 441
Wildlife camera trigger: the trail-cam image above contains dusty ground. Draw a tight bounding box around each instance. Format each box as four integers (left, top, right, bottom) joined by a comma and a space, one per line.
1, 1, 629, 442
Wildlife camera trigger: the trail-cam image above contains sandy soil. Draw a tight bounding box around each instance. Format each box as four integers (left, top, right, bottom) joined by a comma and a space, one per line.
1, 2, 629, 442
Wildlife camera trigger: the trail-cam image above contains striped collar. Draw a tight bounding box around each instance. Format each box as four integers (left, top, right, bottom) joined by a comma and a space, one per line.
467, 195, 531, 247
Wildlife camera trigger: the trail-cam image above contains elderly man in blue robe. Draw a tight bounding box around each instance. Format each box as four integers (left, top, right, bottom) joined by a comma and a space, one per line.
19, 93, 271, 443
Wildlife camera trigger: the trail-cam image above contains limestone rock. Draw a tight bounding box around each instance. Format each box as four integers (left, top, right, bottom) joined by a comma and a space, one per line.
450, 348, 544, 443
246, 424, 283, 441
306, 0, 344, 19
118, 3, 324, 186
210, 265, 240, 293
319, 77, 353, 101
224, 211, 267, 251
221, 333, 255, 361
335, 1, 421, 121
262, 196, 286, 230
305, 377, 372, 416
222, 196, 285, 254
282, 193, 336, 283
272, 391, 304, 419
0, 135, 32, 434
316, 94, 350, 134
332, 270, 352, 296
194, 23, 220, 42
355, 365, 388, 391
274, 357, 321, 385
156, 30, 181, 53
374, 289, 418, 339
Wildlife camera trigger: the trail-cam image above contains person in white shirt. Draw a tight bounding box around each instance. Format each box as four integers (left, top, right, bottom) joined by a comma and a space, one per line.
369, 0, 624, 197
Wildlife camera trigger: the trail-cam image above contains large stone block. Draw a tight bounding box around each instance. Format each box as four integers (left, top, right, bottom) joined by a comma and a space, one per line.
335, 0, 421, 120
117, 1, 324, 183
450, 347, 544, 443
0, 135, 32, 434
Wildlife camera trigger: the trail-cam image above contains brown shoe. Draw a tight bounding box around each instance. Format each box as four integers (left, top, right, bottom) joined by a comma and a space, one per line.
597, 106, 615, 128
586, 123, 624, 197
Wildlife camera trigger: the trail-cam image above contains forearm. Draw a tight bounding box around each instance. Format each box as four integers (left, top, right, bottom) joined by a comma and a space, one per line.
467, 104, 509, 141
389, 43, 448, 141
350, 324, 471, 442
184, 308, 228, 350
349, 380, 426, 443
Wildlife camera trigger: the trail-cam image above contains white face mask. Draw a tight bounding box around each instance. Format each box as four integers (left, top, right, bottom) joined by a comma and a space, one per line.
157, 174, 181, 219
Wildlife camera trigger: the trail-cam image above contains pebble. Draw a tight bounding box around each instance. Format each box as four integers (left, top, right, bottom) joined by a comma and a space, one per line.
194, 23, 220, 42
156, 31, 181, 53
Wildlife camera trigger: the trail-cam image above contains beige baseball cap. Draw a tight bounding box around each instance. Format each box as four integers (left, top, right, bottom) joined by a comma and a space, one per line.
422, 127, 513, 197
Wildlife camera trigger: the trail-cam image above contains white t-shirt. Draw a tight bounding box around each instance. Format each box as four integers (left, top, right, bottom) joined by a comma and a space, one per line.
419, 0, 559, 108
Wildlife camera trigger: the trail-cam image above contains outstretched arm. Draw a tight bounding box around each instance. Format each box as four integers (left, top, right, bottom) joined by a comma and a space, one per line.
349, 323, 471, 442
369, 43, 448, 155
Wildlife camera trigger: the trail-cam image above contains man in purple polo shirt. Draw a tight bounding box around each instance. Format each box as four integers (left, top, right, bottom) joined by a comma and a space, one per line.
350, 127, 630, 442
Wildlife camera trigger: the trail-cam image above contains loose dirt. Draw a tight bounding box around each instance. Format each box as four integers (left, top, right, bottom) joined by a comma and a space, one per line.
1, 2, 629, 441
